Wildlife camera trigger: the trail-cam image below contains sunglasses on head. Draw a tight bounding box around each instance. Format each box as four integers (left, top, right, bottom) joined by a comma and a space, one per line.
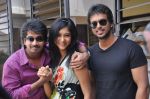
26, 36, 44, 42
90, 19, 108, 29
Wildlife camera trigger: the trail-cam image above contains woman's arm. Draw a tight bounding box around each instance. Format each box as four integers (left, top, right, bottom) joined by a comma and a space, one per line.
37, 66, 53, 98
73, 66, 92, 99
43, 82, 52, 98
73, 42, 92, 99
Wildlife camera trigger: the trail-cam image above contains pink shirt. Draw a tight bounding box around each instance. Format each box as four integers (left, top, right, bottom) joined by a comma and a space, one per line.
2, 47, 50, 99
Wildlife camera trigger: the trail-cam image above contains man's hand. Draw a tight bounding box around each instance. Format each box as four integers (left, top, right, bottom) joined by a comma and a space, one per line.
70, 51, 90, 69
37, 66, 53, 82
30, 66, 53, 93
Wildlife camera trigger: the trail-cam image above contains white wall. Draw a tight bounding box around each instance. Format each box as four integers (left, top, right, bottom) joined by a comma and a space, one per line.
11, 0, 30, 16
11, 0, 31, 28
69, 0, 115, 17
11, 0, 25, 14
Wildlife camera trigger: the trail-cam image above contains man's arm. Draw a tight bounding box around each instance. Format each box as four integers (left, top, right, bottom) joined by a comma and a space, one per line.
31, 66, 51, 93
131, 65, 149, 99
70, 51, 89, 69
30, 76, 49, 93
70, 42, 90, 69
2, 63, 49, 99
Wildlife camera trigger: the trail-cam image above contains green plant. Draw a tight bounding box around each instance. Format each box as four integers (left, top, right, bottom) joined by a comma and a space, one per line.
0, 51, 9, 65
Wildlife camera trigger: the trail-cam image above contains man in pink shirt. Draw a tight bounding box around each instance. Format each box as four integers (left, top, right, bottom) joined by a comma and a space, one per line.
2, 19, 51, 99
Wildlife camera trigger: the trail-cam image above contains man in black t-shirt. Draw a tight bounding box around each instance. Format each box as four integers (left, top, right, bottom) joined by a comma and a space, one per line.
87, 4, 149, 99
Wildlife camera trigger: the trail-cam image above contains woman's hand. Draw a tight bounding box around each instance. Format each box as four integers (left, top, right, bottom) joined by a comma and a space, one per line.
37, 66, 53, 82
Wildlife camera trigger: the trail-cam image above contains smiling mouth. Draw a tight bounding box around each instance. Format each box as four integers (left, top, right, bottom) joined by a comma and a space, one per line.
31, 47, 40, 50
97, 28, 105, 33
96, 31, 104, 35
59, 43, 66, 46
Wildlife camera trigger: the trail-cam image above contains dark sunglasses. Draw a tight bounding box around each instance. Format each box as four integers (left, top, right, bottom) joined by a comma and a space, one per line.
26, 36, 44, 42
90, 19, 108, 29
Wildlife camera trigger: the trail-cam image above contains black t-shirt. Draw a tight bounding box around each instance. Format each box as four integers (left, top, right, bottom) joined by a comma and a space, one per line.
89, 37, 147, 99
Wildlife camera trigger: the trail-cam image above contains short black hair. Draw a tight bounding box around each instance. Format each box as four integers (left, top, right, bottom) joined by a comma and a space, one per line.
21, 19, 47, 42
87, 4, 114, 24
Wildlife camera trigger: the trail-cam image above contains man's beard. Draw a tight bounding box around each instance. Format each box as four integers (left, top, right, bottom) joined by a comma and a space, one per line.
98, 29, 111, 40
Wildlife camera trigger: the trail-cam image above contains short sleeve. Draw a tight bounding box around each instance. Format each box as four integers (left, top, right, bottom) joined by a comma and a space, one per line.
87, 48, 93, 70
129, 44, 147, 68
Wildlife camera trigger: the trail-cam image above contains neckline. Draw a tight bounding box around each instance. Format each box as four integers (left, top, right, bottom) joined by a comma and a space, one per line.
58, 54, 68, 66
98, 37, 119, 52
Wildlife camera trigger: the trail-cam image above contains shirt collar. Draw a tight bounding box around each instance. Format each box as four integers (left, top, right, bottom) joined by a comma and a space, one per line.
19, 47, 50, 66
20, 47, 28, 66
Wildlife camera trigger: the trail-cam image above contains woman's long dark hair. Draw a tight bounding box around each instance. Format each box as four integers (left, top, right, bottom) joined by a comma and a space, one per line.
49, 18, 79, 68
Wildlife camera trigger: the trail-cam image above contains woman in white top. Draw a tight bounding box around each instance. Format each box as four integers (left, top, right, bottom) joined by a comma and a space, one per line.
38, 18, 92, 99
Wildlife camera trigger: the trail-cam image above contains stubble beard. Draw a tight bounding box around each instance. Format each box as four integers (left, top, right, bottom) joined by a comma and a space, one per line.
98, 29, 111, 40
